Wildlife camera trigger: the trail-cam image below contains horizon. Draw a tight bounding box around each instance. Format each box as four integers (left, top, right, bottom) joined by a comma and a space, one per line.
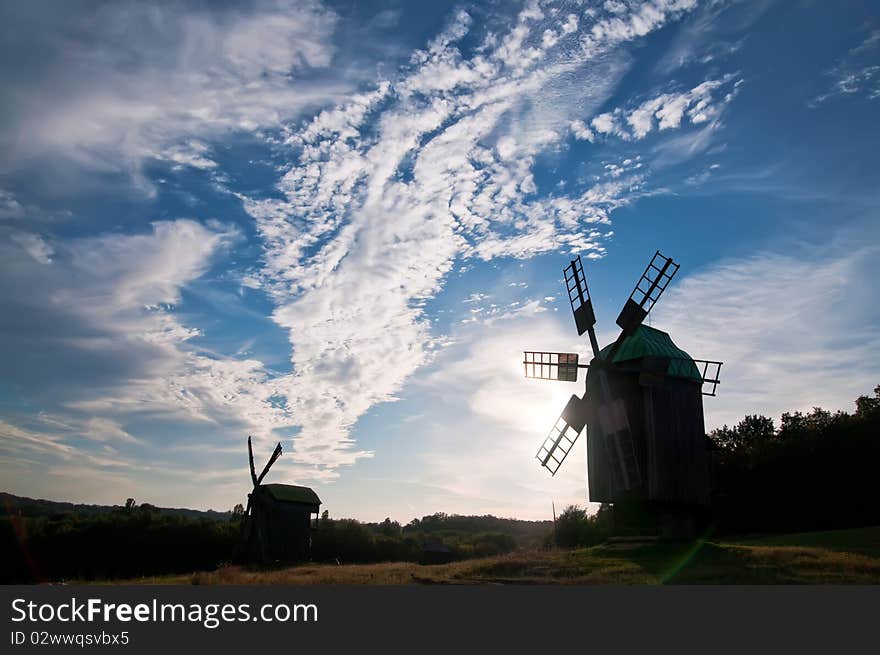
0, 489, 557, 524
1, 0, 878, 523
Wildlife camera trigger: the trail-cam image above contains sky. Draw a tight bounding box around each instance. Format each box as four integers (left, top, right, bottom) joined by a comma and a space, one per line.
0, 0, 878, 522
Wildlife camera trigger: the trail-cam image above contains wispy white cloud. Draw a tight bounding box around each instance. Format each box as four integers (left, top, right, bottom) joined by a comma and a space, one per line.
0, 189, 25, 219
809, 30, 880, 107
654, 0, 763, 74
580, 75, 742, 143
240, 0, 709, 474
0, 0, 349, 188
570, 119, 596, 142
0, 219, 293, 462
0, 418, 145, 471
652, 240, 880, 428
10, 232, 54, 264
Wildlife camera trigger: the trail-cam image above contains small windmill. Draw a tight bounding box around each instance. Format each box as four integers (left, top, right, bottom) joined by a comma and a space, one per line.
241, 436, 321, 563
523, 252, 722, 534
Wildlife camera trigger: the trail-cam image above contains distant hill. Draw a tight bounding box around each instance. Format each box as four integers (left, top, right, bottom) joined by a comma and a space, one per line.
0, 492, 233, 521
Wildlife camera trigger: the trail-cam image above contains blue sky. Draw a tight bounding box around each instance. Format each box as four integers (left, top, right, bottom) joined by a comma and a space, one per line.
1, 0, 878, 521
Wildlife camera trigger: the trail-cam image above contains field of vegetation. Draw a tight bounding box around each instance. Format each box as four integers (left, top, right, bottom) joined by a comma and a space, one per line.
116, 526, 880, 585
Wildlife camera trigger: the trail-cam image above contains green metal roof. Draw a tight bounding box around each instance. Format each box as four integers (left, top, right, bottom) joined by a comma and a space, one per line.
261, 483, 321, 506
599, 324, 701, 381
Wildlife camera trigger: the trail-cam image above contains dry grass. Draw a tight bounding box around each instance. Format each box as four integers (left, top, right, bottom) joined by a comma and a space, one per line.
110, 527, 880, 585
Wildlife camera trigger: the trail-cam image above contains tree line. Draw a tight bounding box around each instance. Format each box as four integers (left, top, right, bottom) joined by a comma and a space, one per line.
0, 501, 549, 583
708, 384, 880, 535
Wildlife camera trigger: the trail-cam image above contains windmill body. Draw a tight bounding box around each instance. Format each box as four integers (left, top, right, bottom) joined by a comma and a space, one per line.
241, 437, 321, 563
585, 325, 710, 506
525, 251, 722, 535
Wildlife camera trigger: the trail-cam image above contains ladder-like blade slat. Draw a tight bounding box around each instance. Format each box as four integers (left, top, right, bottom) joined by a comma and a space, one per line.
563, 255, 596, 337
692, 359, 723, 396
535, 395, 589, 476
615, 250, 680, 335
523, 351, 581, 382
535, 419, 579, 476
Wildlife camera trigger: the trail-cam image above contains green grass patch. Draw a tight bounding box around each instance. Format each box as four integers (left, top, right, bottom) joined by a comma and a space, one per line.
94, 526, 880, 585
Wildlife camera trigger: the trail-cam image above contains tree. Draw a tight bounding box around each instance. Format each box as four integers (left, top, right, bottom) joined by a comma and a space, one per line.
124, 498, 136, 512
379, 517, 400, 537
232, 504, 244, 516
735, 414, 775, 449
554, 505, 596, 547
709, 415, 775, 453
855, 385, 880, 418
780, 407, 834, 438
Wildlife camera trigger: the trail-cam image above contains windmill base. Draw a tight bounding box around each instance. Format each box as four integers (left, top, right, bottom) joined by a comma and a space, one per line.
610, 500, 707, 540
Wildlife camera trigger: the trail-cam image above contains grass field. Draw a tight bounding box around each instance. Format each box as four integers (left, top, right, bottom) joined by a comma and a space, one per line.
107, 526, 880, 585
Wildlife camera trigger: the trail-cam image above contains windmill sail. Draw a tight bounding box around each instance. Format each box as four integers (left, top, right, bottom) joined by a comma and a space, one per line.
536, 395, 589, 475
257, 442, 283, 484
564, 255, 596, 337
564, 255, 602, 358
692, 359, 723, 396
615, 250, 680, 336
247, 435, 258, 487
523, 351, 581, 382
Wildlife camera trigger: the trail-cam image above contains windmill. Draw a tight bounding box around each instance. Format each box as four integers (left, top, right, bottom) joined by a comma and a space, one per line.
524, 251, 722, 536
241, 436, 321, 563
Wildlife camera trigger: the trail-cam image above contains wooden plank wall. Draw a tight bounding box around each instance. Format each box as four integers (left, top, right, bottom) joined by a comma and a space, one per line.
586, 363, 710, 506
643, 380, 710, 506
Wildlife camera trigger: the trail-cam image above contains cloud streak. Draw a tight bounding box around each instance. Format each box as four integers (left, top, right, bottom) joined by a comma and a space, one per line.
1, 220, 294, 455
241, 0, 711, 474
810, 30, 880, 107
0, 0, 349, 188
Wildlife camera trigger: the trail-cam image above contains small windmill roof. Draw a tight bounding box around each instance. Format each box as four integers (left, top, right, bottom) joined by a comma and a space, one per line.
261, 483, 321, 506
600, 324, 701, 381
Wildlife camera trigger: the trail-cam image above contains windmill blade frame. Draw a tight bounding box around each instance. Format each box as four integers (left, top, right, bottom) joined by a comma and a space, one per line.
523, 350, 585, 382
247, 435, 258, 487
563, 255, 602, 359
257, 443, 283, 485
692, 359, 723, 396
535, 394, 589, 475
615, 250, 680, 336
564, 255, 596, 336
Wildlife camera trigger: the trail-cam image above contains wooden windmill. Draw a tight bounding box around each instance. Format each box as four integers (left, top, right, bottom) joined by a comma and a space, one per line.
523, 252, 722, 536
241, 436, 321, 563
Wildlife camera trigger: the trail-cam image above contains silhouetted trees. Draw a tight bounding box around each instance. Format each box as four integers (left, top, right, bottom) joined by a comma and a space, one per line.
709, 384, 880, 535
1, 500, 549, 582
309, 513, 537, 564
0, 506, 240, 583
552, 505, 610, 547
